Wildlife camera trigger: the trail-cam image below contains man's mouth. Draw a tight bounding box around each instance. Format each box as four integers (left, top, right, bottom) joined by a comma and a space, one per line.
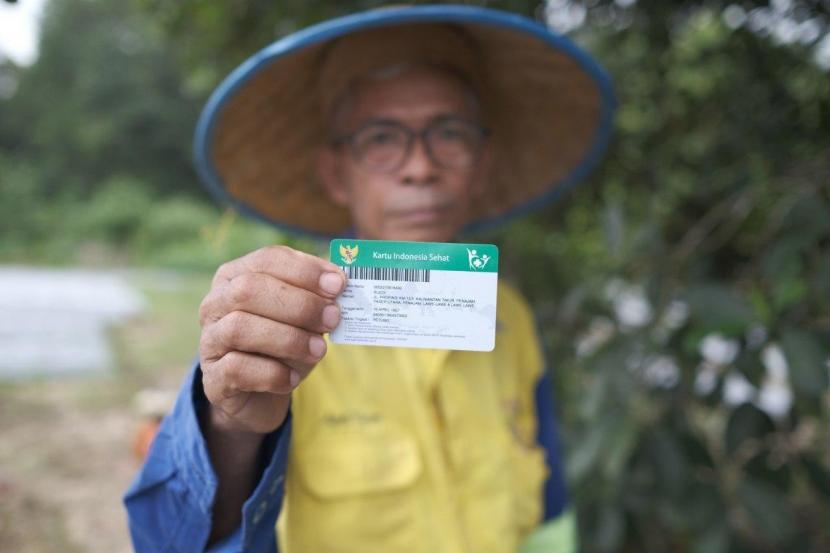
389, 203, 454, 225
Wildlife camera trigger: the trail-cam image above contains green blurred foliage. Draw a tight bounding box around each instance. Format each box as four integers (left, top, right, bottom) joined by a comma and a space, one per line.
498, 4, 830, 552
1, 0, 829, 551
0, 0, 199, 199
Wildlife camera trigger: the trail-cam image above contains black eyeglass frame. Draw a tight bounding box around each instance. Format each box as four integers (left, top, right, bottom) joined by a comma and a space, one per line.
330, 116, 491, 174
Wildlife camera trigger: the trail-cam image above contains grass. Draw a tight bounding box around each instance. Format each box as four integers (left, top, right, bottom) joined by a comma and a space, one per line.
110, 269, 213, 400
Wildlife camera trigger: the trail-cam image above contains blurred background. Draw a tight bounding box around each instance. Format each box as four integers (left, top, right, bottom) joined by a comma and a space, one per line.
0, 1, 828, 552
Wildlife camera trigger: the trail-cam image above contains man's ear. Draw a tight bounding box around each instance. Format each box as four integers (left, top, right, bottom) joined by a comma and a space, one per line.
317, 147, 350, 207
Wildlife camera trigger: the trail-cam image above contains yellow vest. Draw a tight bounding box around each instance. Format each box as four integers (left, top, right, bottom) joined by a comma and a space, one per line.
277, 282, 550, 553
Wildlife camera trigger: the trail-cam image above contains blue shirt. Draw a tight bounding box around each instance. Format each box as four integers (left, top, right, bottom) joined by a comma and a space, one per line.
124, 362, 567, 552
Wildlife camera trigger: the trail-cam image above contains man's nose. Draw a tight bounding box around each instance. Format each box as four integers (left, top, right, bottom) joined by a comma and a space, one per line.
399, 136, 439, 185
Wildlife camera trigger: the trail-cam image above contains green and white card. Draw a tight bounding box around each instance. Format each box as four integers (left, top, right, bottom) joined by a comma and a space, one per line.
330, 239, 499, 351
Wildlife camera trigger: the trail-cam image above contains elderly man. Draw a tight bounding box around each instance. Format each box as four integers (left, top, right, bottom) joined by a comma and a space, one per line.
125, 5, 614, 553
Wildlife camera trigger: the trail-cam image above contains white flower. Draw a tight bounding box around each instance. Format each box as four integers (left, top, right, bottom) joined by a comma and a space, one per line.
662, 300, 690, 330
612, 286, 653, 330
723, 371, 756, 406
700, 333, 740, 365
757, 380, 793, 418
761, 343, 789, 380
642, 355, 681, 388
694, 362, 720, 395
653, 300, 690, 343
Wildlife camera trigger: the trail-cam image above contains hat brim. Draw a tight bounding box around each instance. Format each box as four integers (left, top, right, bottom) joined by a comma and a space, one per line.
194, 5, 616, 238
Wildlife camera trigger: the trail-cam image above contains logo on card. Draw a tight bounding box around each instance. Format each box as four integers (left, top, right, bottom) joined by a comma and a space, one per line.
467, 248, 491, 271
339, 244, 359, 265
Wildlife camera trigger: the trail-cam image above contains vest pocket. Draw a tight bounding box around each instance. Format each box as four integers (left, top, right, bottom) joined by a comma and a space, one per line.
295, 433, 421, 497
287, 433, 423, 552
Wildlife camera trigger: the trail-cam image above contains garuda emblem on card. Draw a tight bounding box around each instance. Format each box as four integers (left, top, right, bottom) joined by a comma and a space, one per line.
339, 244, 359, 265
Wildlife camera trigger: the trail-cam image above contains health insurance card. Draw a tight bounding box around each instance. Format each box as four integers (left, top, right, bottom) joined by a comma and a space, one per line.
329, 239, 499, 351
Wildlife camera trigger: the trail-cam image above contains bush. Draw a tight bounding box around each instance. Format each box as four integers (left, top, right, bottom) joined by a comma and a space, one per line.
73, 176, 156, 245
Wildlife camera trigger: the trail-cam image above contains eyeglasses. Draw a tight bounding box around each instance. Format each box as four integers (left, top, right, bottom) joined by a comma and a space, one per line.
331, 117, 489, 174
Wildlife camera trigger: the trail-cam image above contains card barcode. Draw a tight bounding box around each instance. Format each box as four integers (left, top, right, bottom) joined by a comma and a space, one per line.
343, 266, 431, 283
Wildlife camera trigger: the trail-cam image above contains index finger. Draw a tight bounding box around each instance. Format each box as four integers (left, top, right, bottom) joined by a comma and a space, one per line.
213, 245, 346, 298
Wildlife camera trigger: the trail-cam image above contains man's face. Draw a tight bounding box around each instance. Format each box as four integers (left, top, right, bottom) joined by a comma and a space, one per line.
318, 67, 490, 242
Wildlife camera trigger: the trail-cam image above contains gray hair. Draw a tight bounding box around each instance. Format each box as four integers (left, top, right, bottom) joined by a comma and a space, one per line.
327, 62, 483, 139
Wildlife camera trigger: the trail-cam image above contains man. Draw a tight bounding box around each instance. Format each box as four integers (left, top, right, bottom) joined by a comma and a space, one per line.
125, 5, 614, 552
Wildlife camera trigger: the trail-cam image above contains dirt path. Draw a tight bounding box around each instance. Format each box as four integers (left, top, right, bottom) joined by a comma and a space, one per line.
0, 267, 210, 552
0, 381, 139, 553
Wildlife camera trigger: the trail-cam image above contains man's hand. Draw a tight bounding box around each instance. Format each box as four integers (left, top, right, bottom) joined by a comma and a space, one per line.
198, 245, 346, 435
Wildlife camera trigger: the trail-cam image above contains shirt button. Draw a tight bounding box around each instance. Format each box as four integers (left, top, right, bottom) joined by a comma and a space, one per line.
252, 501, 268, 525
268, 474, 284, 496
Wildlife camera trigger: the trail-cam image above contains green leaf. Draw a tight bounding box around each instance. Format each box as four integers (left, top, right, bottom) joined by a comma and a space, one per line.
737, 478, 798, 546
771, 277, 808, 313
734, 349, 766, 387
814, 250, 830, 305
655, 497, 688, 534
602, 419, 639, 482
760, 234, 808, 282
647, 429, 689, 498
801, 456, 830, 498
684, 284, 754, 334
682, 482, 726, 534
683, 431, 716, 470
724, 403, 775, 457
744, 451, 792, 491
567, 418, 612, 486
595, 504, 625, 553
782, 195, 830, 241
779, 328, 829, 399
692, 523, 729, 553
747, 286, 773, 326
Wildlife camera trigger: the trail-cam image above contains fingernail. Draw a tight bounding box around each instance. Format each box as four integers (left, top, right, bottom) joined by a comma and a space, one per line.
322, 304, 341, 330
309, 335, 327, 358
319, 271, 344, 295
290, 370, 301, 388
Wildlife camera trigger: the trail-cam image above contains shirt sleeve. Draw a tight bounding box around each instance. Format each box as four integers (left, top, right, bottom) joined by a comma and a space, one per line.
535, 370, 569, 521
527, 365, 578, 553
123, 361, 291, 552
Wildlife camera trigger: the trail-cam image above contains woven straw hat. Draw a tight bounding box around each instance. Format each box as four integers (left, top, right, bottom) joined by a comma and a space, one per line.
194, 5, 616, 237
